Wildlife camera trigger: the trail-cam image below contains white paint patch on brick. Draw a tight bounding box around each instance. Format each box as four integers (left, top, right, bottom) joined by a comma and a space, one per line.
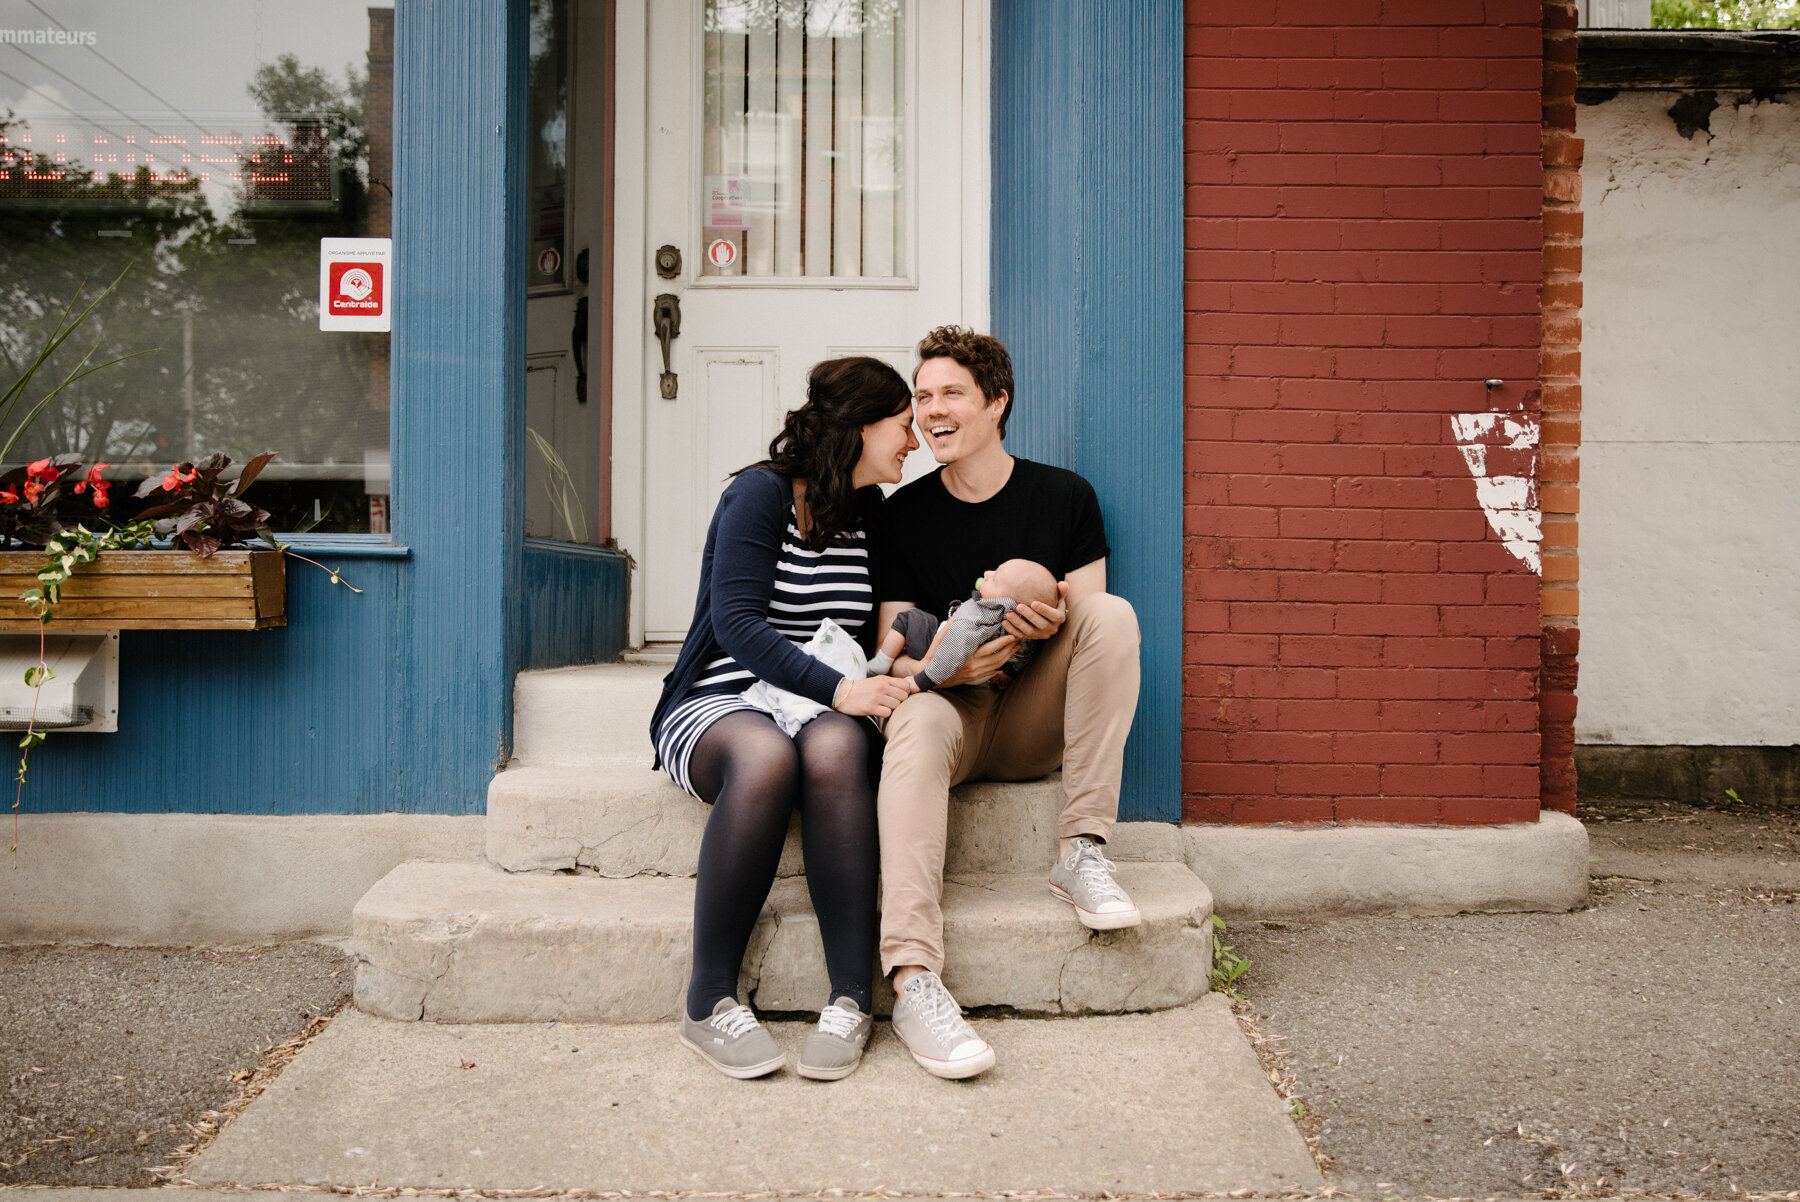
1451, 410, 1541, 575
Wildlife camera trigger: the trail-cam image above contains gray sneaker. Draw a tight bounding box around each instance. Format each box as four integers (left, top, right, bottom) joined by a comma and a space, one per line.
1049, 836, 1142, 930
678, 997, 785, 1079
796, 996, 873, 1081
890, 971, 994, 1079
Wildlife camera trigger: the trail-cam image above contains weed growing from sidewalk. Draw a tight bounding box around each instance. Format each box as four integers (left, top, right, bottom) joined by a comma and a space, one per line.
1211, 915, 1251, 1001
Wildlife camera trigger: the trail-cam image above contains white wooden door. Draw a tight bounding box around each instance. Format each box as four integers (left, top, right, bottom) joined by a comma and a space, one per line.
621, 0, 984, 641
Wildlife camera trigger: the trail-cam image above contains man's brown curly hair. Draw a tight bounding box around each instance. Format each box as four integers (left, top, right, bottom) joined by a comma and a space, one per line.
914, 325, 1017, 436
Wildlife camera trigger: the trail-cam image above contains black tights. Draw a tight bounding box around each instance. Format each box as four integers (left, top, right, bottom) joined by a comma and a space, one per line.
684, 709, 880, 1021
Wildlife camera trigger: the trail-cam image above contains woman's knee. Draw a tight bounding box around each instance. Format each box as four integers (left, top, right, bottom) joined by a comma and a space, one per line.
703, 715, 801, 797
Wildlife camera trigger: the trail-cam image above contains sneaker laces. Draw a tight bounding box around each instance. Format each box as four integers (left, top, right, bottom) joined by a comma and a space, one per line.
709, 1003, 760, 1039
815, 1003, 862, 1039
1068, 839, 1128, 902
907, 974, 973, 1043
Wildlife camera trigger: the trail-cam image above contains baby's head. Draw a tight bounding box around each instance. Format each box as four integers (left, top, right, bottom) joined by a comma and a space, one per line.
978, 558, 1058, 609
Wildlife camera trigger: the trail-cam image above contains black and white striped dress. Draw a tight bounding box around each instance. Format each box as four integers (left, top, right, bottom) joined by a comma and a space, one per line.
654, 505, 873, 798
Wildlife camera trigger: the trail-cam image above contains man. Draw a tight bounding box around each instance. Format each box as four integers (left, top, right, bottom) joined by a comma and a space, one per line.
876, 326, 1142, 1079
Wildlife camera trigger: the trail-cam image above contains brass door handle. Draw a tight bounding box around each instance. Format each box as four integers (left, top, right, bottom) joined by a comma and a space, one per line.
653, 293, 681, 399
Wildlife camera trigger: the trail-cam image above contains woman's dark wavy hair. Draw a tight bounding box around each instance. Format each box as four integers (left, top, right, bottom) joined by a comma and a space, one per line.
740, 356, 912, 550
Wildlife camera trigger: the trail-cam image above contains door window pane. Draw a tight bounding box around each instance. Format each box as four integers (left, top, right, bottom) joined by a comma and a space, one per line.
700, 0, 906, 279
0, 1, 394, 533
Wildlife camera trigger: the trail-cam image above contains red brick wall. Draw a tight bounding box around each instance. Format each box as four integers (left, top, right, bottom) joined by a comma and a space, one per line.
1538, 0, 1581, 815
1182, 0, 1547, 825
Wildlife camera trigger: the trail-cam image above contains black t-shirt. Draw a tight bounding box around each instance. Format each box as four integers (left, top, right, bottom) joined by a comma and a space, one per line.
877, 457, 1110, 622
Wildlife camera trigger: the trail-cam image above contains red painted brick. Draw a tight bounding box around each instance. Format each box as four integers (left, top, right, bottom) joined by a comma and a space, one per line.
1373, 251, 1486, 283
1337, 412, 1444, 443
1332, 90, 1442, 122
1233, 666, 1338, 698
1334, 347, 1442, 378
1189, 633, 1282, 665
1383, 0, 1485, 24
1229, 730, 1336, 763
1196, 570, 1281, 601
1280, 571, 1383, 604
1385, 315, 1492, 347
1336, 477, 1442, 508
1335, 26, 1440, 56
1184, 470, 1229, 506
1381, 698, 1484, 730
1190, 311, 1281, 345
1440, 281, 1539, 313
1335, 282, 1441, 314
1228, 26, 1341, 57
1233, 154, 1339, 187
1227, 474, 1336, 507
1231, 795, 1338, 824
1278, 185, 1387, 220
1276, 0, 1387, 25
1380, 122, 1488, 156
1437, 667, 1534, 699
1483, 763, 1543, 797
1281, 123, 1388, 154
1235, 409, 1339, 442
1188, 438, 1283, 471
1231, 280, 1338, 312
1281, 443, 1385, 474
1226, 537, 1335, 571
1189, 57, 1283, 88
1190, 249, 1277, 280
1383, 187, 1498, 221
1181, 729, 1230, 761
1182, 795, 1237, 824
1280, 314, 1387, 346
1233, 220, 1347, 253
1385, 634, 1486, 667
1232, 89, 1339, 122
1336, 796, 1443, 823
1336, 731, 1439, 763
1383, 508, 1490, 542
1272, 249, 1384, 281
1439, 89, 1540, 123
1335, 540, 1439, 573
1280, 635, 1385, 667
1279, 379, 1376, 411
1384, 447, 1467, 478
1440, 604, 1541, 637
1378, 571, 1486, 604
1189, 120, 1282, 154
1214, 697, 1283, 729
1336, 604, 1439, 636
1186, 599, 1232, 631
1280, 763, 1381, 794
1339, 666, 1440, 699
1441, 218, 1543, 251
1191, 763, 1281, 795
1440, 796, 1539, 823
1382, 763, 1484, 796
1190, 185, 1284, 218
1439, 541, 1517, 573
1278, 56, 1387, 89
1340, 219, 1443, 250
1484, 573, 1541, 606
1440, 155, 1543, 188
1281, 507, 1386, 539
1483, 635, 1540, 668
1440, 732, 1540, 763
1382, 57, 1487, 89
1231, 602, 1337, 634
1232, 346, 1338, 379
1197, 506, 1281, 537
1281, 698, 1381, 729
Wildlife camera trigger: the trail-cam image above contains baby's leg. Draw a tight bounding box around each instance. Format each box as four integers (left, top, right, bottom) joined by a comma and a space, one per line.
868, 626, 907, 676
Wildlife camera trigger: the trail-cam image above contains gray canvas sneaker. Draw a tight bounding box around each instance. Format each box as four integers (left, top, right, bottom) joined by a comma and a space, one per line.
1049, 836, 1142, 929
796, 996, 873, 1081
678, 997, 785, 1079
890, 971, 995, 1079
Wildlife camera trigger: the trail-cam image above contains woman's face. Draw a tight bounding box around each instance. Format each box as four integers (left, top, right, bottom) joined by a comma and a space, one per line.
851, 405, 919, 488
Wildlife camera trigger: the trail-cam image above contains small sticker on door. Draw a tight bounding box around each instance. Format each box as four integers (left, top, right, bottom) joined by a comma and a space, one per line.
707, 239, 738, 269
701, 230, 744, 277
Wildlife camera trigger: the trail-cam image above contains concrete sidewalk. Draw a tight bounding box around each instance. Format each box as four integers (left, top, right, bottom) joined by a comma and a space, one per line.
181, 994, 1317, 1195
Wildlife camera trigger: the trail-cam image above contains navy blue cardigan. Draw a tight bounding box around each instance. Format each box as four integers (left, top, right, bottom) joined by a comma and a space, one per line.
648, 467, 882, 761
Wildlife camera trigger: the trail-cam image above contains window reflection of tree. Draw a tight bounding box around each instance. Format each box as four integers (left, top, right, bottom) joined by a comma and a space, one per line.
0, 46, 390, 534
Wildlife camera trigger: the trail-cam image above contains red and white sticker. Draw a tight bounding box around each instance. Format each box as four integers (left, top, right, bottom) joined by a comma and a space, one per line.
319, 237, 392, 331
707, 237, 739, 268
537, 246, 561, 277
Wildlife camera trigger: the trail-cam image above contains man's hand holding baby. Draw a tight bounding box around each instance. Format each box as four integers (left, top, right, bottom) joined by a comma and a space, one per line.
1001, 579, 1069, 642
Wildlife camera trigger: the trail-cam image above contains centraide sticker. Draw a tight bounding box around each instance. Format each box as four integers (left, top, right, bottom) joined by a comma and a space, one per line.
319, 237, 393, 331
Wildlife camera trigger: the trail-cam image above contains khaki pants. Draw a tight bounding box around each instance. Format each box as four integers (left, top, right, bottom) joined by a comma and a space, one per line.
877, 590, 1141, 975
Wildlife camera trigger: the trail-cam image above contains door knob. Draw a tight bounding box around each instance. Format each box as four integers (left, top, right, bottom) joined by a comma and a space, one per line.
653, 293, 681, 399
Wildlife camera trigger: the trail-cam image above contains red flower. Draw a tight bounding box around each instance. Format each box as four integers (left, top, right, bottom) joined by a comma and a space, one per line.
88, 463, 108, 484
26, 458, 58, 482
92, 484, 110, 508
162, 471, 179, 492
22, 480, 42, 502
0, 488, 16, 505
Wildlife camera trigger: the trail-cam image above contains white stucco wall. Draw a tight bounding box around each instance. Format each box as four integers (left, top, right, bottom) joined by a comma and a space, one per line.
1579, 93, 1800, 745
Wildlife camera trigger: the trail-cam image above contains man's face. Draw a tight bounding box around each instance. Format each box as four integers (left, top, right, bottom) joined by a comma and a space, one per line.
913, 356, 1006, 467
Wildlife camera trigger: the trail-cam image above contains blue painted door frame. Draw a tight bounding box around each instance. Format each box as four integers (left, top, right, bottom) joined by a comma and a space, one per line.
991, 0, 1184, 822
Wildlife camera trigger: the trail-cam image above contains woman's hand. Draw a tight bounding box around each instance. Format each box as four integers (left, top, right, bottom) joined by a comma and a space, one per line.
1002, 581, 1069, 642
834, 673, 917, 718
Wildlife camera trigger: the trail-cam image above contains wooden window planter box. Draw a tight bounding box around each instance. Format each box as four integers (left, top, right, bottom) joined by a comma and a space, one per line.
0, 549, 286, 632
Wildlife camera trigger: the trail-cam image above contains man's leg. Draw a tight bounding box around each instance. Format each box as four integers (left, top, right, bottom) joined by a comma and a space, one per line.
878, 687, 1000, 1080
876, 688, 991, 976
986, 590, 1141, 843
985, 591, 1142, 928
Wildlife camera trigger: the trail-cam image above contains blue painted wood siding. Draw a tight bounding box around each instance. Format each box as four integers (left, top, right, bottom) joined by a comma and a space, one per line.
991, 0, 1184, 823
28, 0, 528, 815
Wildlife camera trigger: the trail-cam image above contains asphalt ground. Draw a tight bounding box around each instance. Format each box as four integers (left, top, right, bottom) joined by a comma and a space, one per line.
0, 941, 351, 1187
1229, 796, 1800, 1198
2, 796, 1796, 1196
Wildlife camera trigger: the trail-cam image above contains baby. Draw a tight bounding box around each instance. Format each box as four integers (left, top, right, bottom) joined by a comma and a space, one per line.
870, 558, 1060, 690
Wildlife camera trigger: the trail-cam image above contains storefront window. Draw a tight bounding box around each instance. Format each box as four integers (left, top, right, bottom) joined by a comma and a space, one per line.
0, 1, 395, 533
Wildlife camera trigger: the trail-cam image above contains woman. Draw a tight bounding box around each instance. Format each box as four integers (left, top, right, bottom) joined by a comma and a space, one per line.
649, 356, 918, 1081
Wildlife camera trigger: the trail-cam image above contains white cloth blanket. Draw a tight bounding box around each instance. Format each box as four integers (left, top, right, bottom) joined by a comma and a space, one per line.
742, 617, 869, 736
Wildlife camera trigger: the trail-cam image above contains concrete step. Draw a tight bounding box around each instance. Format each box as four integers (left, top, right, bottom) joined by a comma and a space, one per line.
353, 859, 1213, 1024
487, 763, 1186, 876
510, 661, 667, 765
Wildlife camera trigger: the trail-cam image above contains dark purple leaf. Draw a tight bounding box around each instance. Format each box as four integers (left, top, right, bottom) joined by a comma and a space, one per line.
181, 530, 221, 557
230, 451, 277, 498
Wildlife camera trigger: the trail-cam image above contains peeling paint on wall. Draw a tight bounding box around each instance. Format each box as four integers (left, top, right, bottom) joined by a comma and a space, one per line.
1450, 411, 1542, 574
